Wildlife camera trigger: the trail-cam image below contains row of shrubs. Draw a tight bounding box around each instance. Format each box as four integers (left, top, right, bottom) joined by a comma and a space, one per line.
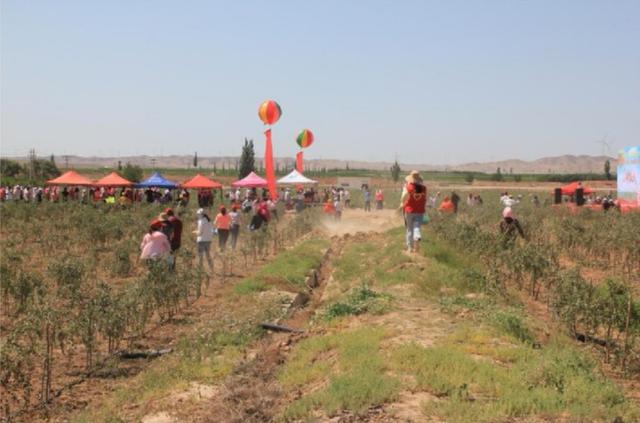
428, 203, 640, 373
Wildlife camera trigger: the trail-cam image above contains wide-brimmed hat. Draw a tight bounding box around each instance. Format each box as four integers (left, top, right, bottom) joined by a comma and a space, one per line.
405, 170, 423, 183
158, 212, 169, 221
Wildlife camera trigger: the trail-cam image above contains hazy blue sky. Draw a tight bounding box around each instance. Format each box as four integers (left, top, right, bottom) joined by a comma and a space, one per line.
2, 0, 639, 164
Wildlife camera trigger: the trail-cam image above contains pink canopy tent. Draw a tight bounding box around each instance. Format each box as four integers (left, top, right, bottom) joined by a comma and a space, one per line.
231, 172, 268, 188
94, 172, 133, 187
46, 170, 93, 186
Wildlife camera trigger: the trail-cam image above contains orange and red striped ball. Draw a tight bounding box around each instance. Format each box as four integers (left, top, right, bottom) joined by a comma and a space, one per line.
258, 100, 282, 125
296, 129, 314, 148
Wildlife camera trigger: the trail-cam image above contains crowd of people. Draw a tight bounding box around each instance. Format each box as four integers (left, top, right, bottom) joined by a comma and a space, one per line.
397, 171, 531, 254
3, 176, 623, 271
138, 194, 275, 272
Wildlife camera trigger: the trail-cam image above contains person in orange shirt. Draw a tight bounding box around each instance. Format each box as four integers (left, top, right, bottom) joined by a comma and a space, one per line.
214, 205, 231, 251
323, 199, 335, 214
438, 196, 455, 213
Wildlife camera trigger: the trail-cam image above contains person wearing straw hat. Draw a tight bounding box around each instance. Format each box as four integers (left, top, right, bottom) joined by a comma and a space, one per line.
399, 170, 427, 253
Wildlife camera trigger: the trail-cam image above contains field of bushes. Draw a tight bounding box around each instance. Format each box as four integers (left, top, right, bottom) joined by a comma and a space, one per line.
0, 200, 318, 421
1, 187, 639, 422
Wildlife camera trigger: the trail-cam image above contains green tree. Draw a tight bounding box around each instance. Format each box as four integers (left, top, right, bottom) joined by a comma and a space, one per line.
604, 159, 611, 180
0, 159, 23, 178
238, 138, 255, 178
117, 160, 122, 171
122, 162, 143, 182
464, 173, 474, 184
492, 167, 503, 182
390, 160, 401, 183
31, 159, 60, 181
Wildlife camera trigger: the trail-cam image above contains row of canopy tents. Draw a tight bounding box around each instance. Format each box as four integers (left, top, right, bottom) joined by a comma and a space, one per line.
46, 170, 317, 189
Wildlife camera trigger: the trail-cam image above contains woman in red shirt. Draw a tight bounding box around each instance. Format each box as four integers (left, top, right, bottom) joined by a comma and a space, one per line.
399, 171, 427, 253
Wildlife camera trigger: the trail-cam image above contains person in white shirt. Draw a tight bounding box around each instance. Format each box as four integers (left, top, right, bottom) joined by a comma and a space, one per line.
194, 208, 214, 271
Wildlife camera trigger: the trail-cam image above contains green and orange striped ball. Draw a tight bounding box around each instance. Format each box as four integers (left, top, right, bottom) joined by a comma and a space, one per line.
296, 129, 314, 148
258, 100, 282, 125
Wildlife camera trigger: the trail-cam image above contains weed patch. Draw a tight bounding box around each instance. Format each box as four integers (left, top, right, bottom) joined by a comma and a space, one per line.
280, 328, 400, 420
251, 238, 329, 292
233, 279, 267, 295
322, 285, 392, 320
390, 333, 638, 423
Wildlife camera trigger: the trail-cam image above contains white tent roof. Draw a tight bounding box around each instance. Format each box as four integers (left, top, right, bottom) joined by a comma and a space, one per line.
277, 169, 318, 185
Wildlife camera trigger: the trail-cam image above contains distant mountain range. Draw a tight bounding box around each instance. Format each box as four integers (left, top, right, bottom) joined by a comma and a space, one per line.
3, 154, 616, 174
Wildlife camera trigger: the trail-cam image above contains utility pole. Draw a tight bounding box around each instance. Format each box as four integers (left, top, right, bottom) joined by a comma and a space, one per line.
63, 155, 69, 170
594, 135, 610, 157
151, 158, 156, 169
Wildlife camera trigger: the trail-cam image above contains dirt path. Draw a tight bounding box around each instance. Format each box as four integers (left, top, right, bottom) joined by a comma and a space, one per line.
144, 216, 454, 423
319, 208, 401, 237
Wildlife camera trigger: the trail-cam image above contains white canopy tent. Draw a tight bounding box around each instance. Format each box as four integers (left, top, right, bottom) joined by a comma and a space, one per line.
277, 169, 318, 185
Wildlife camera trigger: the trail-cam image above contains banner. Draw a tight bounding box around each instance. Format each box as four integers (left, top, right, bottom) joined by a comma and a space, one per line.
617, 146, 640, 207
296, 151, 303, 173
264, 129, 277, 200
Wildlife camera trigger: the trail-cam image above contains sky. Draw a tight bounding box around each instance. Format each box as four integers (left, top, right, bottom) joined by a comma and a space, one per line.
1, 0, 639, 165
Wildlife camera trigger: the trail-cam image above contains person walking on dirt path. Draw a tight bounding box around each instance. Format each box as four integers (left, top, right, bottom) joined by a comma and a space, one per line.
375, 189, 384, 210
215, 205, 231, 252
229, 205, 241, 251
499, 207, 525, 246
400, 170, 427, 253
140, 221, 171, 263
194, 208, 214, 271
363, 188, 372, 212
334, 196, 343, 220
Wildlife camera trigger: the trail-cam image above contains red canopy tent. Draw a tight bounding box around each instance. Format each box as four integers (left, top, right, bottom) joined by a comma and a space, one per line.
94, 172, 133, 187
181, 174, 223, 189
46, 170, 93, 186
559, 182, 593, 195
231, 172, 268, 188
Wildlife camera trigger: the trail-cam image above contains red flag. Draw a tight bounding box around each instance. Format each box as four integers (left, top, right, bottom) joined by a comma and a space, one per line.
296, 151, 303, 173
264, 129, 277, 200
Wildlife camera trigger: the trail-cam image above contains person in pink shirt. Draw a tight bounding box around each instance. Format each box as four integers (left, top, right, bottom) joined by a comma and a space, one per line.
140, 221, 171, 262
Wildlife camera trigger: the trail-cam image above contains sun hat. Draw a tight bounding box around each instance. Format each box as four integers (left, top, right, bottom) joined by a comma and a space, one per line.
158, 212, 169, 221
196, 208, 205, 215
164, 207, 174, 216
404, 170, 423, 184
502, 207, 514, 219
